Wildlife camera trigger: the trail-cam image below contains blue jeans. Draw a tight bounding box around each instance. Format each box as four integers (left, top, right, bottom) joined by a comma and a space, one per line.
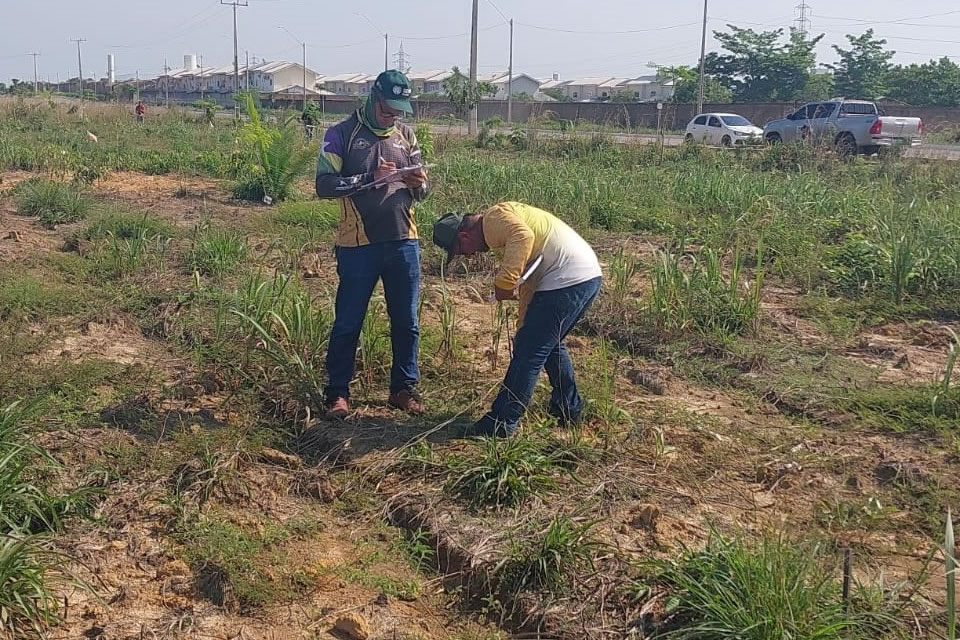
477, 276, 602, 435
325, 240, 420, 402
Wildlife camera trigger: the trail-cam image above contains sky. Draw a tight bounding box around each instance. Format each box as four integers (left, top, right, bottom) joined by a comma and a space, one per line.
2, 0, 960, 84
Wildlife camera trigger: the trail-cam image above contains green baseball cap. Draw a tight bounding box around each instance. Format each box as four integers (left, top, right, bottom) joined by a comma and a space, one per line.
432, 212, 466, 264
373, 69, 414, 114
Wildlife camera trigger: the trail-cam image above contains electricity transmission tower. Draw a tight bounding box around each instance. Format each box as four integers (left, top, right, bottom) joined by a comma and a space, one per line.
393, 42, 410, 75
794, 1, 812, 37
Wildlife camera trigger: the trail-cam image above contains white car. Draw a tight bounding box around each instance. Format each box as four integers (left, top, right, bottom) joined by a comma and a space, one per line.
685, 113, 764, 146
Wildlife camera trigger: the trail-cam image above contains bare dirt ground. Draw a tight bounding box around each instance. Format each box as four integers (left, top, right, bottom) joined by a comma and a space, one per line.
1, 169, 957, 638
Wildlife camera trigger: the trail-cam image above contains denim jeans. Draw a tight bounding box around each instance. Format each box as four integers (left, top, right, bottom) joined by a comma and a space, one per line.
477, 276, 602, 435
325, 239, 420, 401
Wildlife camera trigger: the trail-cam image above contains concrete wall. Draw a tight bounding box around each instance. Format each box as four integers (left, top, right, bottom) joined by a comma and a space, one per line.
135, 91, 960, 132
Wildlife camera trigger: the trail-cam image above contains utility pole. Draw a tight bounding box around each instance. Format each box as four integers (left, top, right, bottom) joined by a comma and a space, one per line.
29, 52, 40, 94
136, 70, 140, 102
507, 19, 514, 123
468, 0, 479, 135
696, 0, 708, 116
222, 0, 248, 118
245, 50, 250, 90
384, 33, 389, 71
199, 56, 204, 100
71, 38, 86, 113
164, 57, 170, 107
279, 26, 309, 112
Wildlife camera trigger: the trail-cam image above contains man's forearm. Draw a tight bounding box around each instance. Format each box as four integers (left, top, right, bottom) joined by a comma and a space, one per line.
315, 171, 374, 199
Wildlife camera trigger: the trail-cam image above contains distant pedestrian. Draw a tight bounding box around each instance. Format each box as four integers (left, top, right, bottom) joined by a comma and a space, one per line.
432, 202, 603, 438
135, 101, 146, 123
315, 70, 429, 419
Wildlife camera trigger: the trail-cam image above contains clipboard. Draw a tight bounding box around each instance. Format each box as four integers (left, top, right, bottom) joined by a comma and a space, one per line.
357, 164, 434, 192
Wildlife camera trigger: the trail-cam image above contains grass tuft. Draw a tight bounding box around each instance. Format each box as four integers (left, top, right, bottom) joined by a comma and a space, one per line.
13, 178, 89, 228
188, 222, 248, 278
447, 436, 558, 510
648, 532, 897, 639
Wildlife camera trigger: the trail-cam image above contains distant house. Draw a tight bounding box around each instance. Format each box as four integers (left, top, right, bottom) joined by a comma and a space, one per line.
620, 75, 675, 102
477, 72, 542, 99
247, 61, 320, 93
322, 73, 372, 96
559, 77, 614, 101
599, 78, 631, 100
408, 70, 453, 95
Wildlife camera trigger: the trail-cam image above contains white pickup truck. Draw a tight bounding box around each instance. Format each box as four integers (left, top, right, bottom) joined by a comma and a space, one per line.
763, 99, 923, 155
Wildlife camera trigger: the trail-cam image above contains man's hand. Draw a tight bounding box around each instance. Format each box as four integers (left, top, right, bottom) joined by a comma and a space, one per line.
494, 286, 518, 301
402, 166, 427, 190
374, 159, 397, 185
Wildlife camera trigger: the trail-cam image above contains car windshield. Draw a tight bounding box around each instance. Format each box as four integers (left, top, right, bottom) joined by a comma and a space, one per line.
720, 115, 752, 127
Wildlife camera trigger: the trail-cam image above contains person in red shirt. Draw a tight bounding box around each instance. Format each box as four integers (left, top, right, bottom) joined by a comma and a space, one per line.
135, 101, 146, 122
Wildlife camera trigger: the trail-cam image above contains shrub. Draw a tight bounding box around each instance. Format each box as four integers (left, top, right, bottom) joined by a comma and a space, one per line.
12, 179, 88, 228
234, 94, 315, 203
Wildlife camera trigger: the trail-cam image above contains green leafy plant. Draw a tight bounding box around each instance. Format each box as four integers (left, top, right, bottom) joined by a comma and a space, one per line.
948, 508, 957, 640
414, 122, 434, 163
447, 436, 558, 509
188, 222, 248, 278
0, 535, 63, 636
648, 532, 895, 639
497, 516, 601, 596
12, 178, 89, 228
611, 244, 642, 301
234, 93, 315, 203
647, 240, 764, 339
232, 274, 332, 413
933, 328, 958, 417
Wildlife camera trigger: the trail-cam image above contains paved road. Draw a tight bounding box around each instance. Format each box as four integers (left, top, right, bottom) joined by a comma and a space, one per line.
405, 122, 960, 161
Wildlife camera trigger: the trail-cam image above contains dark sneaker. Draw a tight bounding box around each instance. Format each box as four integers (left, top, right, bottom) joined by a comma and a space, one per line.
388, 389, 425, 415
458, 416, 517, 439
325, 396, 350, 420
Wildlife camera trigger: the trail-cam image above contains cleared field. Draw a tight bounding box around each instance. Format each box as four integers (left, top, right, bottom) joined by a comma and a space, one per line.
0, 98, 958, 639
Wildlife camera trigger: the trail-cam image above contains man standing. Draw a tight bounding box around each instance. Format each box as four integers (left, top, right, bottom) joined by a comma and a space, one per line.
432, 202, 603, 438
135, 101, 146, 122
316, 70, 429, 419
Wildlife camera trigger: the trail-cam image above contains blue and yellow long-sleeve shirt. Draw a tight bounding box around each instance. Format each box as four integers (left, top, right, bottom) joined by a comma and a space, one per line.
315, 110, 428, 247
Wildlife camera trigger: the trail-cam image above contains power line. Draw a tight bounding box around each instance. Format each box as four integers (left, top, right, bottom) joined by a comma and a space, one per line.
517, 20, 700, 35
809, 8, 960, 25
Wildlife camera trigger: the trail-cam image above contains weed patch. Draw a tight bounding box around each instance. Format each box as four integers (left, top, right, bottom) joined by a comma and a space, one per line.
12, 178, 89, 228
646, 532, 898, 639
188, 223, 248, 278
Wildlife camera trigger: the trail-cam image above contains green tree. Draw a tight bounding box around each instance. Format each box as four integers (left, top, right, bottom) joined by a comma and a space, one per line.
705, 26, 822, 101
10, 79, 33, 96
797, 71, 835, 101
886, 57, 960, 106
443, 66, 495, 118
829, 29, 895, 99
542, 87, 569, 102
659, 66, 733, 104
